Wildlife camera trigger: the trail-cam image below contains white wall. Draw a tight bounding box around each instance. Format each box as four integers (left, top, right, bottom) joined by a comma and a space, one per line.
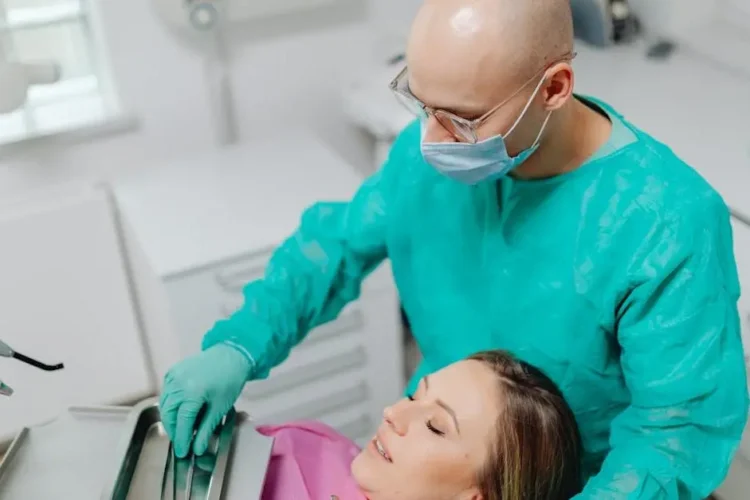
628, 0, 720, 38
0, 0, 377, 196
366, 0, 724, 59
0, 0, 723, 198
367, 0, 421, 60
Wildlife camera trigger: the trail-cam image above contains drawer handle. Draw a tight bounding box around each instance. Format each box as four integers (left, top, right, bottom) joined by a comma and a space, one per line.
258, 381, 369, 424
242, 346, 367, 400
215, 264, 267, 292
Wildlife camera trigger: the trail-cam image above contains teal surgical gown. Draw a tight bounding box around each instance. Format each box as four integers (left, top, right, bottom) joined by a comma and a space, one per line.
203, 97, 749, 498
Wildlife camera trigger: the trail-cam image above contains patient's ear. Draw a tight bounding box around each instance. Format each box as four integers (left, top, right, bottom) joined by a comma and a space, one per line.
458, 487, 483, 500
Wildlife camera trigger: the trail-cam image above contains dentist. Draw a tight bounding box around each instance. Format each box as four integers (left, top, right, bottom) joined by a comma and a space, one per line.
160, 0, 749, 497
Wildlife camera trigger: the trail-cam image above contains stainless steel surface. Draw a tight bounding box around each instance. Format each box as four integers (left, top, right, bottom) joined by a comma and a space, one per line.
0, 405, 132, 498
105, 402, 166, 499
162, 443, 175, 500
0, 400, 274, 500
104, 399, 239, 500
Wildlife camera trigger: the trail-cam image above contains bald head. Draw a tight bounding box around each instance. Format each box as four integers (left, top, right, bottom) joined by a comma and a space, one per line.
406, 0, 574, 116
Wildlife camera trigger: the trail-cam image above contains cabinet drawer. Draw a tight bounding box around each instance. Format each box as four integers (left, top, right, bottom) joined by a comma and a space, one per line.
255, 379, 370, 423
164, 248, 402, 445
209, 249, 395, 297
243, 343, 368, 400
235, 400, 375, 444
166, 250, 388, 357
238, 369, 376, 435
214, 251, 271, 293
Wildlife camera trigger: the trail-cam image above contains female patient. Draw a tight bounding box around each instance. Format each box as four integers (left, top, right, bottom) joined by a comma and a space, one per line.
257, 349, 583, 500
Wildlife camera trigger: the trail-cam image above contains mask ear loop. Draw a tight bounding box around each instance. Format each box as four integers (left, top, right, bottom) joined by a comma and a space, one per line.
502, 74, 549, 140
529, 111, 553, 149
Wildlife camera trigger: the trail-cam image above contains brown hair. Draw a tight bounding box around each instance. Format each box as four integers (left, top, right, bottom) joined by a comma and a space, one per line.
468, 350, 583, 500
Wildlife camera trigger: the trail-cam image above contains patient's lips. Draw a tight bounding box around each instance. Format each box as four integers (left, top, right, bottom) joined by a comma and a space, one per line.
370, 432, 393, 463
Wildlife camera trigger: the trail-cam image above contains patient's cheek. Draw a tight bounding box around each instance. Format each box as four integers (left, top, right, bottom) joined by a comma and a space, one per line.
351, 444, 473, 498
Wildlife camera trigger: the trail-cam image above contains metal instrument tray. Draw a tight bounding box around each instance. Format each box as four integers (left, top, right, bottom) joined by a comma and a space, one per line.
0, 405, 132, 499
0, 399, 274, 500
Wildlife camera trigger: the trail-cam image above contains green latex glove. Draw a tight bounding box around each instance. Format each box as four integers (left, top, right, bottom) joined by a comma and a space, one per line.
159, 344, 252, 458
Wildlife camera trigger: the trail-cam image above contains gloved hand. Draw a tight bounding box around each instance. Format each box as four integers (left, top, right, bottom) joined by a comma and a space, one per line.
159, 344, 253, 458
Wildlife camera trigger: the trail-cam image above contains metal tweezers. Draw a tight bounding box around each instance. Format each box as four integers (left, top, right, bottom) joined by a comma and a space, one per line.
162, 441, 197, 500
161, 409, 236, 500
162, 443, 175, 500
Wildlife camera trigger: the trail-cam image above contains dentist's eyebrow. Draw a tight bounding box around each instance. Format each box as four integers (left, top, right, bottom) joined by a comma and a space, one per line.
407, 80, 486, 118
423, 375, 461, 434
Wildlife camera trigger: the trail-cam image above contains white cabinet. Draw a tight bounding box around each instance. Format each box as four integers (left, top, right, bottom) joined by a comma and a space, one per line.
0, 183, 158, 444
113, 135, 404, 444
165, 253, 400, 443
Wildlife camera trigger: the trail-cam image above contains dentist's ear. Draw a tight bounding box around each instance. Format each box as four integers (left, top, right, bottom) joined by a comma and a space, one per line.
541, 61, 574, 112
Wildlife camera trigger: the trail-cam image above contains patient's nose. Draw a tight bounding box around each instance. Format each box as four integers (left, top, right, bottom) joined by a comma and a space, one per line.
383, 405, 405, 435
383, 399, 419, 436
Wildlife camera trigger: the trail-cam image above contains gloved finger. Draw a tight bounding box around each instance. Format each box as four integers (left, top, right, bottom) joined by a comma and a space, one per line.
174, 399, 204, 458
159, 391, 182, 443
193, 406, 225, 457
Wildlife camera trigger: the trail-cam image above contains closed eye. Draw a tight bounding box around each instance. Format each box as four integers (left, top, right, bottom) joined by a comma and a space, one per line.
427, 421, 445, 436
406, 394, 446, 437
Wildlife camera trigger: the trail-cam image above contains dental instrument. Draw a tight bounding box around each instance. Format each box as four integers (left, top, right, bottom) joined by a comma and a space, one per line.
0, 339, 65, 371
0, 338, 65, 397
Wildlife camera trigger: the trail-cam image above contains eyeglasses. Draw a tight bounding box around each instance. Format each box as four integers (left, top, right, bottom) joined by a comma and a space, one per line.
388, 52, 576, 144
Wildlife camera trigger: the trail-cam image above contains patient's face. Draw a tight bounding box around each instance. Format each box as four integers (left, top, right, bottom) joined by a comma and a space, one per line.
351, 359, 500, 500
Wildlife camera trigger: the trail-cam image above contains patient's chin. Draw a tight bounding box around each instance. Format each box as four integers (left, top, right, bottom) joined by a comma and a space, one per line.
350, 450, 367, 481
350, 448, 377, 491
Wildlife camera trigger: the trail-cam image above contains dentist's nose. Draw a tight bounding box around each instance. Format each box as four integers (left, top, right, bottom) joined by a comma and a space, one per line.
423, 115, 457, 143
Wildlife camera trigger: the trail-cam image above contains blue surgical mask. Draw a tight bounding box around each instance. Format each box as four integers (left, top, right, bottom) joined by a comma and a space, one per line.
420, 76, 552, 185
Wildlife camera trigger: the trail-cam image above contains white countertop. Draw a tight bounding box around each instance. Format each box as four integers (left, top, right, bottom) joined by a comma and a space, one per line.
112, 134, 364, 277
342, 39, 750, 218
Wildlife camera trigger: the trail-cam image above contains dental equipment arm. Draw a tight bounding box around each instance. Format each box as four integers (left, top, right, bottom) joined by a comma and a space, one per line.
0, 339, 65, 397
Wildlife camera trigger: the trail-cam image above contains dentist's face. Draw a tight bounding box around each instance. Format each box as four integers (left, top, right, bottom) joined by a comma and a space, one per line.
351, 359, 500, 500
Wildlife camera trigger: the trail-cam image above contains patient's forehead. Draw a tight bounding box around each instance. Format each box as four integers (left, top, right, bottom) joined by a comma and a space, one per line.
429, 360, 502, 431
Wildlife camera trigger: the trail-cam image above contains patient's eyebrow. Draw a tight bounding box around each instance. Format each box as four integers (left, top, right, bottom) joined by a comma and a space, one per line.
423, 375, 461, 434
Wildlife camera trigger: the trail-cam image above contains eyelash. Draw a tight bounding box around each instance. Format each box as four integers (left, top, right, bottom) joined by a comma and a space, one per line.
406, 394, 446, 436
